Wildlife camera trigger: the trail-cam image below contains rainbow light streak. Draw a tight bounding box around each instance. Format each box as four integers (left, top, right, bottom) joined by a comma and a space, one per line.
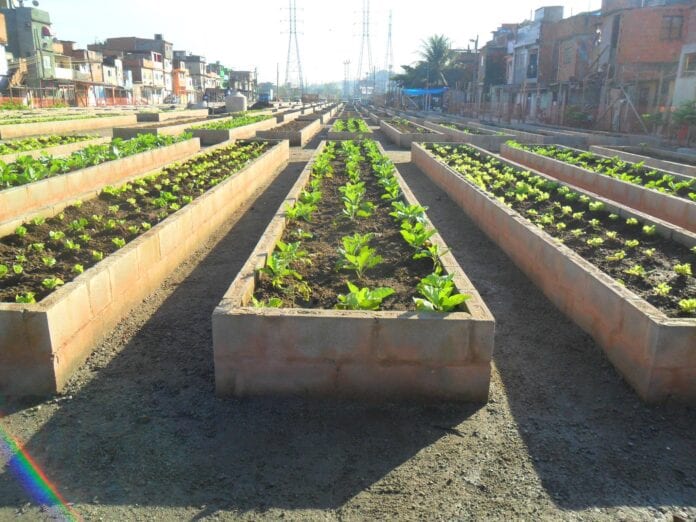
0, 424, 80, 521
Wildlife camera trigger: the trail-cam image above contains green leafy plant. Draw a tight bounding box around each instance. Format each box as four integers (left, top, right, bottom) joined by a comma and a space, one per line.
15, 292, 36, 304
339, 246, 383, 280
653, 282, 672, 297
413, 272, 470, 313
679, 299, 696, 314
41, 277, 65, 290
336, 282, 394, 311
674, 263, 692, 277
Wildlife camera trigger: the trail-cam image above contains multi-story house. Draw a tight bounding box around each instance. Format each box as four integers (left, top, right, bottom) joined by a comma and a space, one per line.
89, 34, 173, 97
669, 2, 696, 108
1, 1, 55, 87
595, 0, 695, 130
172, 65, 195, 103
174, 52, 207, 93
122, 51, 165, 104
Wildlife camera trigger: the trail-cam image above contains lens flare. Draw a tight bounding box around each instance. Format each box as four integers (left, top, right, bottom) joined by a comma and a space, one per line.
0, 424, 80, 521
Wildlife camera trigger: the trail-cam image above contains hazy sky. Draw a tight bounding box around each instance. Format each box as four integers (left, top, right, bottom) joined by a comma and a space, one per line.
42, 0, 602, 84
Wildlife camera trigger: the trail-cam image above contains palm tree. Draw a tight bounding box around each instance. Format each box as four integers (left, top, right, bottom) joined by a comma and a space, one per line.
418, 35, 456, 87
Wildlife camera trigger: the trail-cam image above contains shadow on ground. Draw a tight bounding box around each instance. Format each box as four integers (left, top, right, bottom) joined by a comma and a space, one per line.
394, 157, 696, 511
0, 151, 478, 513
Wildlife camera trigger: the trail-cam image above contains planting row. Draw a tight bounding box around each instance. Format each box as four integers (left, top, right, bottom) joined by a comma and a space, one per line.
509, 143, 696, 202
427, 144, 695, 317
0, 134, 96, 155
0, 133, 187, 190
192, 114, 273, 131
332, 118, 371, 133
0, 141, 272, 304
213, 139, 494, 400
254, 140, 469, 312
414, 142, 695, 403
0, 113, 123, 126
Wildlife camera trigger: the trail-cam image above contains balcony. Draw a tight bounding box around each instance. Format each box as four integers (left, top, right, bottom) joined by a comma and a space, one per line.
54, 67, 74, 80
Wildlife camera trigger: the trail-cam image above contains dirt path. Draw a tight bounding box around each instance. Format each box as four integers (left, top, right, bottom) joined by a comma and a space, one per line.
0, 125, 694, 522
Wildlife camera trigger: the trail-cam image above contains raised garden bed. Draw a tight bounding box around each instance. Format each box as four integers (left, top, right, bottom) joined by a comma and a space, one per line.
326, 118, 373, 141
112, 116, 214, 139
256, 118, 322, 146
0, 134, 109, 164
0, 114, 138, 140
0, 134, 199, 236
590, 145, 696, 178
213, 139, 495, 401
0, 139, 290, 396
419, 120, 515, 152
466, 121, 585, 147
189, 115, 277, 146
136, 108, 209, 123
501, 143, 696, 233
413, 142, 696, 403
380, 119, 446, 149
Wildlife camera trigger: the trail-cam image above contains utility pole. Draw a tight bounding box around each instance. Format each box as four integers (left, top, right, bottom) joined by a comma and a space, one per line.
283, 0, 304, 98
355, 0, 372, 99
384, 10, 394, 97
343, 60, 351, 101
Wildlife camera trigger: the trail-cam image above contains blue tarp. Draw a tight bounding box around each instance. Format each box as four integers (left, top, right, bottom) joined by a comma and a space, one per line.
401, 87, 448, 96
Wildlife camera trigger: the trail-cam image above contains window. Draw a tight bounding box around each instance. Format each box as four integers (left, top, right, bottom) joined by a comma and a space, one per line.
563, 44, 573, 65
527, 51, 538, 79
661, 15, 683, 41
684, 53, 696, 76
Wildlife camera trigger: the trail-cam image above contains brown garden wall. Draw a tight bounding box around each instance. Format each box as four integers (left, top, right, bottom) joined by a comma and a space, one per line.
379, 120, 448, 148
136, 109, 209, 122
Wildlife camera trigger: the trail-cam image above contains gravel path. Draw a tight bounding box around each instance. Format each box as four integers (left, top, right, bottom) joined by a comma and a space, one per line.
0, 123, 694, 522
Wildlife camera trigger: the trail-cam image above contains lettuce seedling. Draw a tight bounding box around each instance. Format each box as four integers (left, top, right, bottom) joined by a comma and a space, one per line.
15, 292, 36, 304
679, 299, 696, 314
336, 282, 394, 311
413, 272, 470, 313
674, 263, 692, 277
41, 277, 64, 290
339, 246, 383, 280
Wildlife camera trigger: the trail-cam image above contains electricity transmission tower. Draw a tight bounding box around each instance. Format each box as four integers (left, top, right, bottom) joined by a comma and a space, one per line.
284, 0, 304, 97
343, 60, 351, 100
355, 0, 372, 98
384, 10, 394, 94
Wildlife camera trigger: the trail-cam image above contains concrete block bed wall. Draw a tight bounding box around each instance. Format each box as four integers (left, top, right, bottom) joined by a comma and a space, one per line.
379, 119, 448, 149
417, 120, 515, 152
590, 145, 696, 179
0, 139, 290, 396
0, 136, 111, 164
256, 118, 323, 147
136, 108, 209, 123
0, 114, 138, 140
213, 141, 495, 401
0, 138, 201, 237
188, 117, 281, 146
500, 143, 696, 234
412, 142, 696, 404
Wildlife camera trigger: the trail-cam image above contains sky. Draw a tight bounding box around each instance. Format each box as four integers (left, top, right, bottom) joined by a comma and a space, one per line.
41, 0, 602, 84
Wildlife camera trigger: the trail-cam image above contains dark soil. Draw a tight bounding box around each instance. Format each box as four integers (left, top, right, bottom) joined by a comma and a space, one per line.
0, 141, 271, 303
429, 144, 696, 318
266, 119, 313, 132
388, 119, 435, 134
254, 142, 433, 310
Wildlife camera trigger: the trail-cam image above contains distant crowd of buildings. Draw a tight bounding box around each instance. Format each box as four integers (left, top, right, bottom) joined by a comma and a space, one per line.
444, 0, 696, 132
0, 0, 259, 106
